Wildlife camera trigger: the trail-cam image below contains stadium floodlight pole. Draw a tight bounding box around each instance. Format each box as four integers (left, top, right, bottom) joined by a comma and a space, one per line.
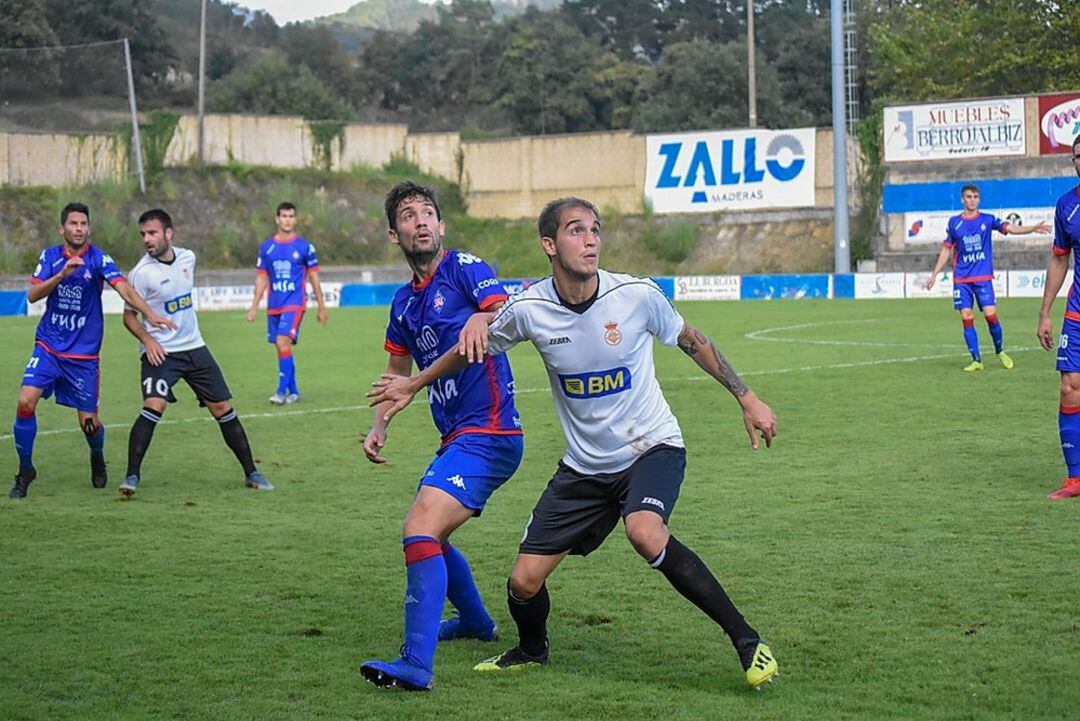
830, 0, 851, 273
198, 0, 207, 163
747, 1, 757, 128
123, 38, 146, 194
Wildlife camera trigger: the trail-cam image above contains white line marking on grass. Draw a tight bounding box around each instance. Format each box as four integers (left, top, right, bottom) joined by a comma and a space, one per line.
0, 345, 1043, 441
745, 319, 958, 348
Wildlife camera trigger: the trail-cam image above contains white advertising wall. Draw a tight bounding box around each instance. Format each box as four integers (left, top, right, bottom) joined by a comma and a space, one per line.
883, 98, 1026, 162
902, 208, 1054, 244
674, 275, 741, 301
645, 128, 815, 213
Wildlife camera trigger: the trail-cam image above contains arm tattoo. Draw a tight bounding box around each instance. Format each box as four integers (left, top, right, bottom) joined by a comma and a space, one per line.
678, 324, 749, 397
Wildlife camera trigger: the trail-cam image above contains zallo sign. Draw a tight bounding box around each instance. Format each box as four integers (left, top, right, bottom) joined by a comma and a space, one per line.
883, 98, 1025, 162
644, 128, 815, 213
1039, 92, 1080, 155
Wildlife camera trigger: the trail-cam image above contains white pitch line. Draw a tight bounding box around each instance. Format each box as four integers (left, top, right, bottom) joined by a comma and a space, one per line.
745, 318, 958, 349
0, 345, 1043, 441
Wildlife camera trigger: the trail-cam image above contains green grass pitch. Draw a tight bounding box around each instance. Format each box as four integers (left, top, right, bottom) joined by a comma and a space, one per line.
1, 298, 1076, 720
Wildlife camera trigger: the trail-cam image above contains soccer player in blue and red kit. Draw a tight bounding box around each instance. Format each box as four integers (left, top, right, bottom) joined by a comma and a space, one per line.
9, 202, 174, 499
247, 202, 328, 405
927, 184, 1049, 371
359, 181, 522, 691
1038, 133, 1080, 500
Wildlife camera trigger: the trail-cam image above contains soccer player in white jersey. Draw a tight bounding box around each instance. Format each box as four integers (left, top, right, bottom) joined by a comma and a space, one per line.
368, 197, 780, 688
118, 209, 271, 496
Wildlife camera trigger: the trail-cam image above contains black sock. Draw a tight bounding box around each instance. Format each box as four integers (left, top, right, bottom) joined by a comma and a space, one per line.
507, 579, 549, 657
126, 407, 161, 477
652, 535, 758, 647
216, 409, 256, 476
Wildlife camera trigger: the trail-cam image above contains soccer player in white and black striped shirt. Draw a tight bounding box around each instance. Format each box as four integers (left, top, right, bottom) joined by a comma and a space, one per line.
369, 197, 780, 688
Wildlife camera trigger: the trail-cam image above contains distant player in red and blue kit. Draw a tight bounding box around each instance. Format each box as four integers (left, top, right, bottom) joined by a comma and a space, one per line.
1037, 133, 1080, 500
9, 202, 174, 499
927, 184, 1050, 371
359, 181, 522, 691
246, 202, 328, 405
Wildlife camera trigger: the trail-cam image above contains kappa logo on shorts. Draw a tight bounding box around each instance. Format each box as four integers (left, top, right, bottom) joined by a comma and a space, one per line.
447, 474, 466, 490
641, 496, 666, 511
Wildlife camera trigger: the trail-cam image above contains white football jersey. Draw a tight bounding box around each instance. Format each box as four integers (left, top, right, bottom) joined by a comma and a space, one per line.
488, 269, 685, 474
126, 246, 205, 353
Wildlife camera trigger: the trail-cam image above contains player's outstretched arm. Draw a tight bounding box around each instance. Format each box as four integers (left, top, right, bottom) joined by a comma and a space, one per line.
1006, 221, 1052, 236
676, 322, 777, 450
1038, 252, 1070, 350
247, 274, 268, 323
925, 245, 952, 290
114, 280, 177, 331
122, 309, 168, 366
364, 353, 413, 463
308, 268, 329, 327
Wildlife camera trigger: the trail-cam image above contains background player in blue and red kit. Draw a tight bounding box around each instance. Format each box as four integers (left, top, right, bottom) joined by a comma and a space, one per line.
927, 184, 1050, 371
246, 202, 328, 405
359, 181, 522, 691
9, 202, 174, 499
1038, 133, 1080, 500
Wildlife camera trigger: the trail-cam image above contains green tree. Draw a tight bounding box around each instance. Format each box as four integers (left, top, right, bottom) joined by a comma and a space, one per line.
632, 39, 782, 133
867, 0, 1080, 101
491, 10, 603, 134
208, 54, 355, 121
0, 0, 61, 99
282, 23, 356, 98
41, 0, 176, 91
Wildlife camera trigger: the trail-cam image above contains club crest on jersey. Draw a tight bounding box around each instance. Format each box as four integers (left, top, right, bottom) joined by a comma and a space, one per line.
433, 289, 445, 313
604, 321, 622, 346
558, 367, 632, 399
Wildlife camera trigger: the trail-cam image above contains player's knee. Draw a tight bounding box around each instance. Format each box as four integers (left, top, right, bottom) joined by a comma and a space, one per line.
81, 417, 100, 436
16, 396, 37, 417
624, 513, 669, 559
206, 401, 232, 417
1061, 374, 1080, 404
959, 309, 975, 321
508, 570, 544, 600
275, 336, 292, 353
144, 398, 167, 414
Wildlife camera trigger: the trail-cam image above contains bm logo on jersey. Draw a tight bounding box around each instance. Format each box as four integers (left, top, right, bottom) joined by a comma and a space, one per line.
558, 367, 632, 399
164, 292, 192, 314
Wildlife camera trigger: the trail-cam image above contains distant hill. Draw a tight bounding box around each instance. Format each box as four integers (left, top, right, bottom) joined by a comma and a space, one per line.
320, 0, 560, 33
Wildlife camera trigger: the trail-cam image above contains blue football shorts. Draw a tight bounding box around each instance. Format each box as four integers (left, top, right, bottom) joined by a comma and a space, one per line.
419, 433, 524, 514
953, 280, 995, 311
21, 344, 100, 413
1057, 317, 1080, 373
267, 309, 304, 344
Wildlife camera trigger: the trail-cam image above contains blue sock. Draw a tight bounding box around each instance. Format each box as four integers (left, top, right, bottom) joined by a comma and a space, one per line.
401, 535, 447, 672
962, 319, 981, 361
288, 362, 299, 395
85, 423, 105, 458
13, 411, 36, 469
1060, 406, 1080, 477
277, 352, 294, 395
986, 314, 1004, 354
442, 543, 493, 630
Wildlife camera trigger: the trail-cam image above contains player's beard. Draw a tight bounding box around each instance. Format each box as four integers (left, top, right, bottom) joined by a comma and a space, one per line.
402, 237, 442, 269
555, 254, 597, 284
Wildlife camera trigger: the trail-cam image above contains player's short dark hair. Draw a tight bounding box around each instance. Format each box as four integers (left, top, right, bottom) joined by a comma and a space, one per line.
276, 201, 296, 215
385, 180, 441, 231
960, 184, 979, 195
138, 208, 173, 230
60, 202, 90, 224
1073, 134, 1080, 153
537, 197, 600, 240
